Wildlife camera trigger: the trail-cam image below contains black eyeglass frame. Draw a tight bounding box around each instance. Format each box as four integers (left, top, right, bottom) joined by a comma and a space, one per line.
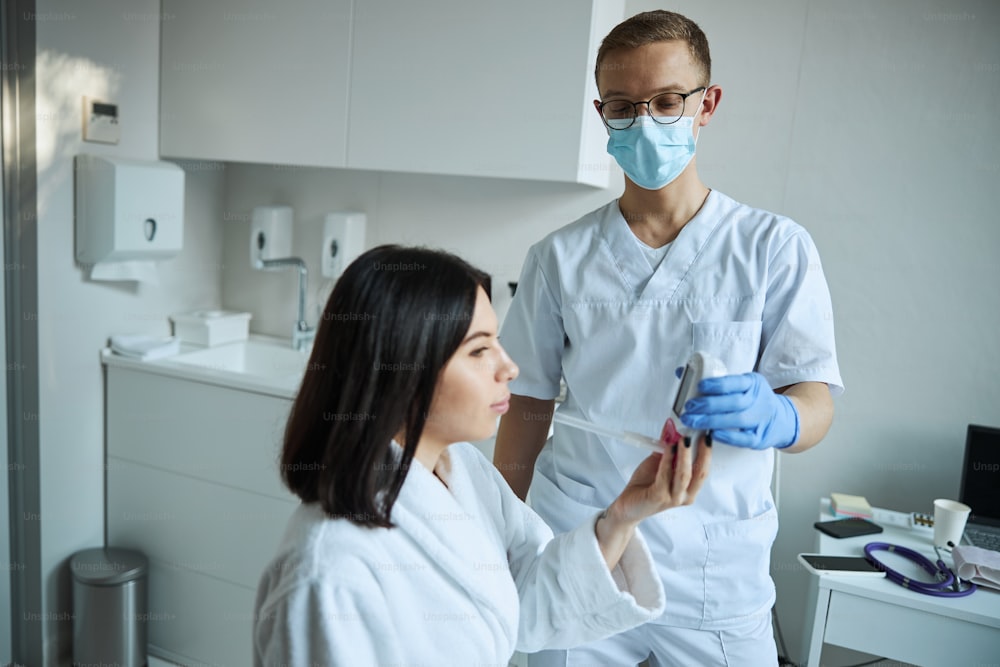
597, 86, 708, 130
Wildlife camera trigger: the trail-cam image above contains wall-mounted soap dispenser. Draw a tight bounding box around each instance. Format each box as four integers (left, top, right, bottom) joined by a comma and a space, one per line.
250, 205, 293, 269
322, 212, 366, 279
74, 154, 184, 281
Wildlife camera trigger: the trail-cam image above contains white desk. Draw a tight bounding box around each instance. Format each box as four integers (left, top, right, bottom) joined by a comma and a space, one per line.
802, 502, 1000, 667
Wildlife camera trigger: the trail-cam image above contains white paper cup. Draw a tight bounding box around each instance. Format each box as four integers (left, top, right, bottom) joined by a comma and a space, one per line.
933, 498, 971, 548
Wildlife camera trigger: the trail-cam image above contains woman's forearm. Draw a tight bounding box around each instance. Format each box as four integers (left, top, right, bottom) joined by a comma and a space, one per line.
594, 501, 639, 570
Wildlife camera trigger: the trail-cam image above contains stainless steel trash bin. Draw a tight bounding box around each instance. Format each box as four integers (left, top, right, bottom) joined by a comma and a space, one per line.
70, 547, 148, 667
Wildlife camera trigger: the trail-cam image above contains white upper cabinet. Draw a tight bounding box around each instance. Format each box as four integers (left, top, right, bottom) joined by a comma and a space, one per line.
160, 0, 353, 167
347, 0, 622, 185
159, 0, 623, 185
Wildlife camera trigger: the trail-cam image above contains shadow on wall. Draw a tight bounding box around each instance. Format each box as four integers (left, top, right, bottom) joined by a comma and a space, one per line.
35, 49, 123, 280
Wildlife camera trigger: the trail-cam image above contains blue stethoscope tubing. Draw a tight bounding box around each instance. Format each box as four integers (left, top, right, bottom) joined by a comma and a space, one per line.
864, 542, 977, 597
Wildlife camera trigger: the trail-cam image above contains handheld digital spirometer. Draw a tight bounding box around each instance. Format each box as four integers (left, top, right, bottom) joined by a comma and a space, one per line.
665, 352, 727, 443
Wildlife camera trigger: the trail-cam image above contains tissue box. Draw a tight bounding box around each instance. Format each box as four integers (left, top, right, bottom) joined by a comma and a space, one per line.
171, 310, 251, 347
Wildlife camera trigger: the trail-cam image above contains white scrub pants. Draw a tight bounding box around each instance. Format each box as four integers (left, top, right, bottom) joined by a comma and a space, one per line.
526, 611, 777, 667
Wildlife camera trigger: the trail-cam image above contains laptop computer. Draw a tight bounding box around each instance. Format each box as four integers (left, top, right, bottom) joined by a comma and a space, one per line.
959, 423, 1000, 551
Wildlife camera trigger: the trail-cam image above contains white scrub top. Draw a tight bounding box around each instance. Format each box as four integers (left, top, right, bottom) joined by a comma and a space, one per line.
502, 190, 843, 631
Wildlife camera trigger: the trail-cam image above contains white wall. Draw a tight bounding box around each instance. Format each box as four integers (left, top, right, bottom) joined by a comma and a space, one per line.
221, 165, 621, 336
33, 1, 224, 661
221, 1, 1000, 664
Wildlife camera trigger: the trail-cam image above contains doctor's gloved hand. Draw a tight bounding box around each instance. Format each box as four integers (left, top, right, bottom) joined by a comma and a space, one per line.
679, 372, 800, 450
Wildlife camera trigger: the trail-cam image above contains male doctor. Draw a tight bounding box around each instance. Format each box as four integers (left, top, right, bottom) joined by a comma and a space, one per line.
495, 10, 843, 666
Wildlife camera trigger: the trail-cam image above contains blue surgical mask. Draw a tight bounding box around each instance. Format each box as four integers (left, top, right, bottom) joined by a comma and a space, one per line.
606, 104, 703, 190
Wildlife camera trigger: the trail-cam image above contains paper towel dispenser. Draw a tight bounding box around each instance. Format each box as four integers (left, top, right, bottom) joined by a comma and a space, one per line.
74, 154, 184, 265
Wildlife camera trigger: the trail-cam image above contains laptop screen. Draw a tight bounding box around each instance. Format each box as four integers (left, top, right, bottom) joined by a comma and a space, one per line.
960, 424, 1000, 529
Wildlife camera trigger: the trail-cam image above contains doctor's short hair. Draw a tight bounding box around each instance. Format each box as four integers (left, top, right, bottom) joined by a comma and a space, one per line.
280, 244, 491, 528
596, 10, 712, 88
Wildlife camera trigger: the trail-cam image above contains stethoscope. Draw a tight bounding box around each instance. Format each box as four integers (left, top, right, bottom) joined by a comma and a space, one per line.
864, 541, 977, 597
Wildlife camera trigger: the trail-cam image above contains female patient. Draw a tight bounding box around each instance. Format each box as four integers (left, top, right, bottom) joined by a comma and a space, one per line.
253, 245, 711, 665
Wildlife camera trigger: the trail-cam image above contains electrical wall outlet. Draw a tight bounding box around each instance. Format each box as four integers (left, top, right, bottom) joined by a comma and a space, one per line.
910, 511, 934, 532
322, 212, 366, 279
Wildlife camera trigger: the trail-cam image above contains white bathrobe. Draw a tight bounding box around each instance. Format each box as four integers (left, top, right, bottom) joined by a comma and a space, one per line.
253, 442, 665, 666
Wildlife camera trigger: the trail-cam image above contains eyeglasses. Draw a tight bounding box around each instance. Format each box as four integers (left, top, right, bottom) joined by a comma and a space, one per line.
598, 87, 707, 130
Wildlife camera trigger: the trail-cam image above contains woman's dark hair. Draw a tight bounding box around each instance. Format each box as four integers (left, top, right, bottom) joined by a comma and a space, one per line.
280, 245, 491, 528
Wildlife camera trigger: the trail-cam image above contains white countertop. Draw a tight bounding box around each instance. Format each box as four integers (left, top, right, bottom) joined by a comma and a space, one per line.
100, 335, 307, 399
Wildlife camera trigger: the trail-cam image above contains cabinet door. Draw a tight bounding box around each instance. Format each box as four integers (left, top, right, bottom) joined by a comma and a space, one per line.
347, 0, 618, 185
160, 0, 352, 167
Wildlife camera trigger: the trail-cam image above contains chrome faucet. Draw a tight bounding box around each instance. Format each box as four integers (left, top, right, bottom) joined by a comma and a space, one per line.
253, 232, 315, 351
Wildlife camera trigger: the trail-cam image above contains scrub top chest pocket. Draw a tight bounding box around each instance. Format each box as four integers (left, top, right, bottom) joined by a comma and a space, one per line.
691, 320, 763, 376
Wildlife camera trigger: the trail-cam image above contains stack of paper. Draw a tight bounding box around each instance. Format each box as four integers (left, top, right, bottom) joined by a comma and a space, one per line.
831, 493, 873, 519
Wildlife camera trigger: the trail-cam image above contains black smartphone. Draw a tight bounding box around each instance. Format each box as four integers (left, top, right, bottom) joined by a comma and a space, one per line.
798, 554, 885, 577
813, 518, 883, 539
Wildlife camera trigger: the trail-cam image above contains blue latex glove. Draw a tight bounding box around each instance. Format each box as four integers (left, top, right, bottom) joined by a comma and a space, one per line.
680, 372, 800, 450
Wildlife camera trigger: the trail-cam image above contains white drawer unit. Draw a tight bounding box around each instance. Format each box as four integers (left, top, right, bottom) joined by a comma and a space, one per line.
104, 359, 297, 666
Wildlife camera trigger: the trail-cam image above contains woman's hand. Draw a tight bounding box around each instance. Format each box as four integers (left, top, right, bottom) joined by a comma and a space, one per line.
616, 430, 711, 521
595, 432, 712, 569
